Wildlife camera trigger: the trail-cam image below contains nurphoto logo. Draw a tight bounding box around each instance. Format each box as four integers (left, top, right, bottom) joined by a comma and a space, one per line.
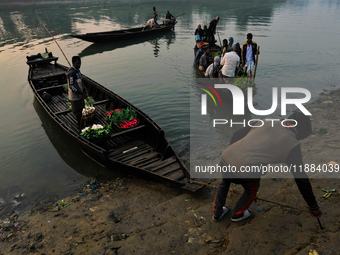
200, 83, 312, 127
201, 84, 311, 116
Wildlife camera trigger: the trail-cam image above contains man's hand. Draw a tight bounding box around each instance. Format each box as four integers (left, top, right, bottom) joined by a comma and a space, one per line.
309, 208, 322, 218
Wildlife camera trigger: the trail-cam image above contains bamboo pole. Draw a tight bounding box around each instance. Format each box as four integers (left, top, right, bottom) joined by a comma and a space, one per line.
252, 45, 260, 81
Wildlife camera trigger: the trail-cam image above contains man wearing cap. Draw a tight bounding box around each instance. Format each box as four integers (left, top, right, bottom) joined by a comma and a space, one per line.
212, 112, 322, 222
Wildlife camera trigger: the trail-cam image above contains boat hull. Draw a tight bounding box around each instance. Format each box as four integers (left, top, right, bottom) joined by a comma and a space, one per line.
71, 24, 175, 43
27, 53, 203, 192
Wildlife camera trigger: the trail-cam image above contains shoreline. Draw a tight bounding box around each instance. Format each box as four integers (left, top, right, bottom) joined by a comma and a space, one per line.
1, 89, 339, 254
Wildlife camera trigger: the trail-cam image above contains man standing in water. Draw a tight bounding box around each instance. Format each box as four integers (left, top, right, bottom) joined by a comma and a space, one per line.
212, 112, 322, 222
67, 56, 87, 129
241, 33, 258, 78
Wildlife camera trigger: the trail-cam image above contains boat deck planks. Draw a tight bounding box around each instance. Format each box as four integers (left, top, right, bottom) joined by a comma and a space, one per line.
27, 55, 203, 192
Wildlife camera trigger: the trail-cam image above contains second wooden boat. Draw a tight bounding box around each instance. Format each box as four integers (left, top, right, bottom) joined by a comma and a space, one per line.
70, 23, 175, 43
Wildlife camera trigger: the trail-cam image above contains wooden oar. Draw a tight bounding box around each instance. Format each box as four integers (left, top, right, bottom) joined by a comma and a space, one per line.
216, 27, 222, 49
252, 45, 260, 81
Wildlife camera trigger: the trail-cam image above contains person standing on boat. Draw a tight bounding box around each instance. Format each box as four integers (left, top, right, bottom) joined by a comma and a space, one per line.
221, 39, 229, 57
166, 11, 175, 20
241, 33, 258, 78
195, 24, 204, 42
220, 44, 240, 78
207, 16, 220, 45
212, 112, 322, 222
67, 56, 87, 129
153, 7, 159, 27
228, 37, 236, 50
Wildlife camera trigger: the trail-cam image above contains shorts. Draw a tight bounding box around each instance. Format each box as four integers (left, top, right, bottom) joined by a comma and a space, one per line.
244, 61, 255, 73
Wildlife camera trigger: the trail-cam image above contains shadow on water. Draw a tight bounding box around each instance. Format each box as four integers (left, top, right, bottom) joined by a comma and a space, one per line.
78, 30, 176, 58
32, 98, 121, 181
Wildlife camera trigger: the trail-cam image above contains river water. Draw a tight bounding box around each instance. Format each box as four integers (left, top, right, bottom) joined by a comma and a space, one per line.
0, 0, 339, 216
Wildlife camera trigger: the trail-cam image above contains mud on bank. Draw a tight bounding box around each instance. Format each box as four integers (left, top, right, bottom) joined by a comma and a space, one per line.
1, 89, 340, 255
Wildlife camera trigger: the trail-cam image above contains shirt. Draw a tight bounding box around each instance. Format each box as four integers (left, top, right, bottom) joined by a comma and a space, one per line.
199, 54, 209, 70
246, 44, 254, 63
221, 51, 240, 77
67, 66, 84, 101
205, 62, 219, 78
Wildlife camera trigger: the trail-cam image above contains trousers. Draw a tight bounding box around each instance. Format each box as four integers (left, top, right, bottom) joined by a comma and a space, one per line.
213, 177, 260, 218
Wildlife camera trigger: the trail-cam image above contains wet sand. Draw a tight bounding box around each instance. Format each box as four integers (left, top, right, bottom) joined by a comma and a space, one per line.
1, 89, 340, 255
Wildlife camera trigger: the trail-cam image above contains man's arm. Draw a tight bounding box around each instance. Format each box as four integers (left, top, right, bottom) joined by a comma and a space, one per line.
286, 145, 321, 218
68, 70, 85, 97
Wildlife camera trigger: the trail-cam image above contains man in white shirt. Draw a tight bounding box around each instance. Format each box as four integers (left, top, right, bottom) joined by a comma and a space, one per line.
220, 44, 240, 78
205, 56, 220, 78
241, 33, 258, 78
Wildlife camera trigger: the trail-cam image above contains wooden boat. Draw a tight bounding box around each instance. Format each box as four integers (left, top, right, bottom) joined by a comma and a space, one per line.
26, 51, 202, 192
70, 23, 175, 43
79, 30, 175, 58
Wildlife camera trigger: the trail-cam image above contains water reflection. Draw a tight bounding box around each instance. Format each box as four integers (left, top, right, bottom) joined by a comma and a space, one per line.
78, 30, 175, 58
33, 98, 120, 180
0, 0, 289, 47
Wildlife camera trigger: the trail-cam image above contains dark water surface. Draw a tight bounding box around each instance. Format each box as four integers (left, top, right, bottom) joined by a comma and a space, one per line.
0, 0, 339, 216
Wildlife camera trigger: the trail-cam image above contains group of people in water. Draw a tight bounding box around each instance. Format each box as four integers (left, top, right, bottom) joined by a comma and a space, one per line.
194, 19, 259, 80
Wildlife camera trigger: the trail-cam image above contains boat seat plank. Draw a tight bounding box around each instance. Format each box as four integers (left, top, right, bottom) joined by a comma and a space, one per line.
160, 167, 183, 177
55, 109, 72, 116
106, 140, 146, 156
116, 147, 153, 163
145, 156, 177, 171
93, 99, 111, 106
111, 145, 151, 161
36, 84, 65, 92
92, 125, 146, 144
110, 144, 149, 159
127, 152, 160, 166
160, 166, 185, 179
135, 157, 162, 168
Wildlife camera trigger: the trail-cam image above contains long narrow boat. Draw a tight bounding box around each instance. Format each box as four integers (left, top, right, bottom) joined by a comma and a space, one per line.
26, 51, 202, 192
70, 23, 175, 43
